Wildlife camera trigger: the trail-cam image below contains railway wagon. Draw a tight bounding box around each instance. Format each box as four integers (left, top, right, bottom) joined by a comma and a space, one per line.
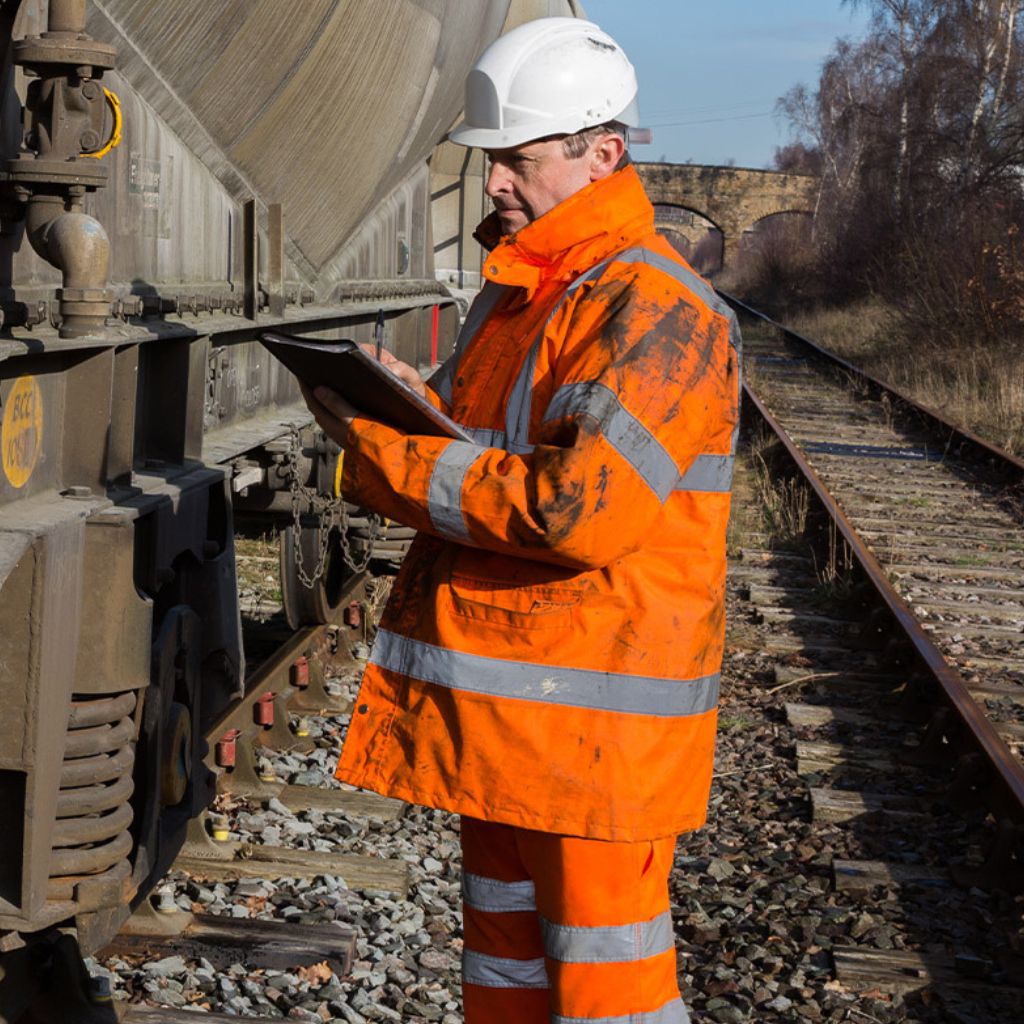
0, 0, 580, 1013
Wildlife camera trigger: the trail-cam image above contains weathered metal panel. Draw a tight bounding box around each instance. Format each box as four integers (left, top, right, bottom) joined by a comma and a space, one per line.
83, 0, 510, 288
0, 500, 86, 926
72, 515, 153, 697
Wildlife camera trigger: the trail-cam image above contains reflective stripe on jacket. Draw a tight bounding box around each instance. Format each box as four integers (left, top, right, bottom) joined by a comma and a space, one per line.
335, 164, 741, 841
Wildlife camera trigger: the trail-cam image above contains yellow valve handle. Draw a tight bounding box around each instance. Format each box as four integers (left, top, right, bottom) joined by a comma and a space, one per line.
83, 87, 122, 159
334, 450, 344, 497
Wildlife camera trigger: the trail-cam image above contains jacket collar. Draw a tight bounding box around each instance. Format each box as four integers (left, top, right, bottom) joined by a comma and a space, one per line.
478, 164, 655, 302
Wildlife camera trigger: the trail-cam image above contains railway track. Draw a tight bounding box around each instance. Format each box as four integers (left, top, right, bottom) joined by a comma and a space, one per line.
720, 459, 1024, 1020
726, 294, 1024, 862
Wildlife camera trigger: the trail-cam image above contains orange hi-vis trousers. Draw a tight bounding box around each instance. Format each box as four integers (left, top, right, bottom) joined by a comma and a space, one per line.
460, 818, 690, 1023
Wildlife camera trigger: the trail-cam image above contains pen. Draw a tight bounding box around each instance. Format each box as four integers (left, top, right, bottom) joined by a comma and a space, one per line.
375, 309, 384, 361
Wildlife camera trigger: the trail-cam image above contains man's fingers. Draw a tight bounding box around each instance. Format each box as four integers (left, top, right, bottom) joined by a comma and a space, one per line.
299, 382, 353, 447
380, 354, 427, 396
355, 344, 427, 397
313, 386, 358, 423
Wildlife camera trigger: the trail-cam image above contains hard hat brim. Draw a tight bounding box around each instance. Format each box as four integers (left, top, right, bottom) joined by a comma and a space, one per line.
448, 121, 572, 150
449, 96, 639, 151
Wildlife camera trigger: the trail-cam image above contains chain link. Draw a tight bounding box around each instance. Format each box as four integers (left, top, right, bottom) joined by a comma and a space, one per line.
285, 425, 383, 587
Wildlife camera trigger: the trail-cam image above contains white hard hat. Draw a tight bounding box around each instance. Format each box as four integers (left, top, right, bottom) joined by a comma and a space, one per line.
449, 17, 639, 150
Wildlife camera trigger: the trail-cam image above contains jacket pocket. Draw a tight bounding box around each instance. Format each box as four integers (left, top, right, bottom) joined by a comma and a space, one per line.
448, 573, 583, 631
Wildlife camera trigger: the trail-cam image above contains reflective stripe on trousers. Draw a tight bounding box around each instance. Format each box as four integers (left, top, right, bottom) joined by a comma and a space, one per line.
551, 1001, 691, 1023
539, 910, 674, 964
464, 872, 538, 913
461, 817, 690, 1024
463, 950, 550, 990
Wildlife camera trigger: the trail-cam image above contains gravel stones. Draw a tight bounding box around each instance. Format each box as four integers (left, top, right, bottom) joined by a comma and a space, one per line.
142, 955, 187, 978
98, 673, 466, 1020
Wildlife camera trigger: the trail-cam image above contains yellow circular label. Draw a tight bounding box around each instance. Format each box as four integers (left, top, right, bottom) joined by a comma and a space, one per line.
2, 376, 43, 489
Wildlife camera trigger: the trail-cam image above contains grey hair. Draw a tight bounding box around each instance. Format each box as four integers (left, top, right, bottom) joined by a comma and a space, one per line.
560, 121, 629, 160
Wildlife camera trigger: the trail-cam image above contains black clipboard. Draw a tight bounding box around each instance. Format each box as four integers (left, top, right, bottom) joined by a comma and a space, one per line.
260, 331, 473, 442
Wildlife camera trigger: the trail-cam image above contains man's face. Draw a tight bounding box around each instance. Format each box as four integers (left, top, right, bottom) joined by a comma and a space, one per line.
484, 137, 594, 235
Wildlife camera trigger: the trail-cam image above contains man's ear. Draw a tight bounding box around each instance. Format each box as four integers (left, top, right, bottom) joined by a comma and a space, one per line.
589, 133, 627, 181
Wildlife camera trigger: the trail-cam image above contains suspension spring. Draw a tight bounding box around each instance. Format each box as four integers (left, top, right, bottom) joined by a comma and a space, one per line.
50, 692, 137, 881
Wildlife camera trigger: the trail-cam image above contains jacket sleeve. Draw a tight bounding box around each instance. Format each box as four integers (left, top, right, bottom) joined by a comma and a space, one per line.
342, 268, 739, 570
423, 360, 454, 415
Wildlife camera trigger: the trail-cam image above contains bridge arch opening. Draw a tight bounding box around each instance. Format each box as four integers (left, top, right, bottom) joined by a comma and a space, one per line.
748, 208, 815, 233
737, 210, 814, 262
638, 162, 819, 274
653, 203, 723, 276
731, 210, 816, 294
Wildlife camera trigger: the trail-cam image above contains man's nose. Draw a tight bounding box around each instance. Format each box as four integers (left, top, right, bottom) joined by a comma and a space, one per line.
485, 162, 511, 197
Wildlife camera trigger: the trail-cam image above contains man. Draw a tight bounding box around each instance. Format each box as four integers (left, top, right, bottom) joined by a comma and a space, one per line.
302, 17, 740, 1024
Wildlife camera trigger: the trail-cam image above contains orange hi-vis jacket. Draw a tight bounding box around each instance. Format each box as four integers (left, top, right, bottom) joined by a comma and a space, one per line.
335, 163, 741, 842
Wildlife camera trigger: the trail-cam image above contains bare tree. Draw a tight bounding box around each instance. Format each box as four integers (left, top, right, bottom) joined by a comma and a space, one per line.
773, 142, 823, 175
774, 0, 1024, 339
843, 0, 943, 213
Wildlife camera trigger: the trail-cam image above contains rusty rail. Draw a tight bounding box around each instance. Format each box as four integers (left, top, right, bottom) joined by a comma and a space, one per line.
721, 291, 1024, 487
730, 295, 1024, 823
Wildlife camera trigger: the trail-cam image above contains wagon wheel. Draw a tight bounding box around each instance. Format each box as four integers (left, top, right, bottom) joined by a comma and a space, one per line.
279, 524, 347, 630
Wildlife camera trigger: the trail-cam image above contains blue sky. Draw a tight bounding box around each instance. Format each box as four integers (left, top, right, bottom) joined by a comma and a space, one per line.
583, 0, 870, 169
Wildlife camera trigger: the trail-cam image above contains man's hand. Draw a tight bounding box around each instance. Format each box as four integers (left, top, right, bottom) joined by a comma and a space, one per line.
361, 344, 427, 397
300, 381, 358, 448
299, 346, 427, 447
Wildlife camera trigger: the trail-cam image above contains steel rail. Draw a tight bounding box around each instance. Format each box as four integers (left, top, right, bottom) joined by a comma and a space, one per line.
721, 291, 1024, 483
119, 570, 368, 932
743, 383, 1024, 818
203, 571, 368, 759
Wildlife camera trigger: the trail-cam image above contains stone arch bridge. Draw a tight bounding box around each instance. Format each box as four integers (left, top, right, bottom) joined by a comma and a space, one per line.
636, 162, 818, 269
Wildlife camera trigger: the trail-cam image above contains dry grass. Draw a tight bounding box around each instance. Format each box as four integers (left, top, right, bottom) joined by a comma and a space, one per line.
235, 532, 284, 611
748, 431, 810, 547
784, 301, 1024, 457
782, 298, 890, 357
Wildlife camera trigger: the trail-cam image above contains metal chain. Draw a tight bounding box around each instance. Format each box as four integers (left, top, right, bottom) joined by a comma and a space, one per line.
284, 425, 382, 586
